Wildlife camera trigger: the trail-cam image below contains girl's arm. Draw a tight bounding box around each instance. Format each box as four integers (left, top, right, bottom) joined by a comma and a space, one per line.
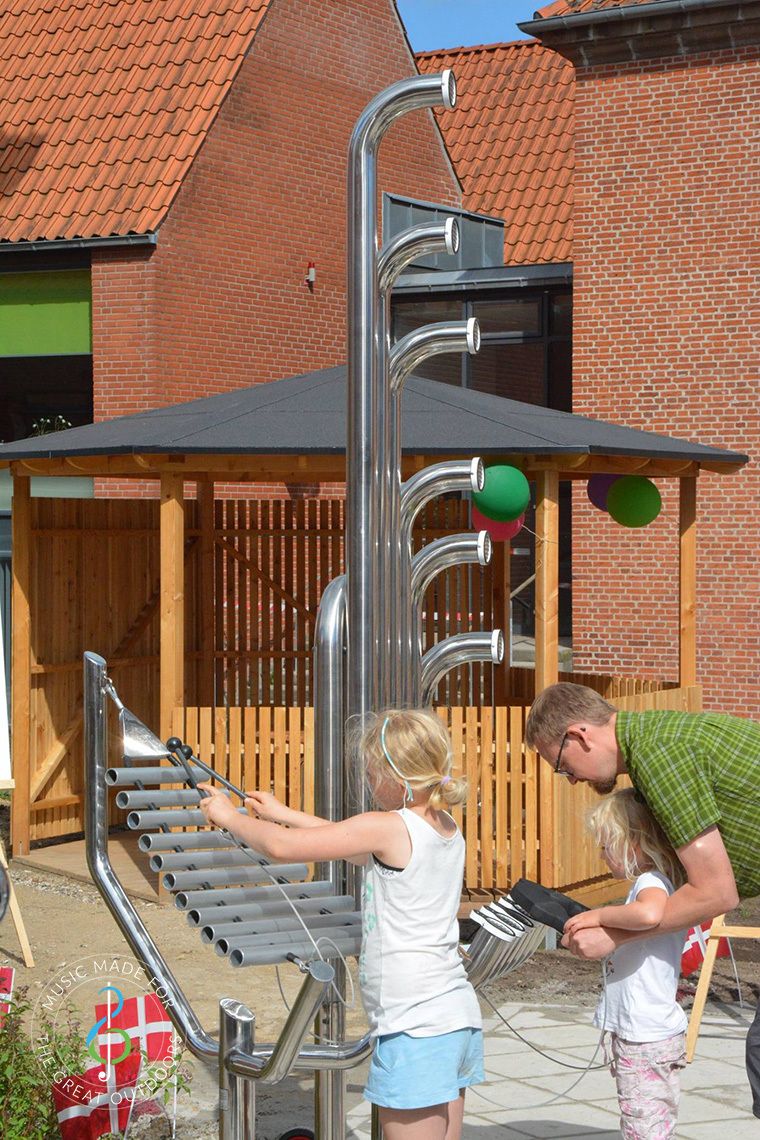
564, 887, 668, 936
245, 790, 329, 829
198, 784, 400, 865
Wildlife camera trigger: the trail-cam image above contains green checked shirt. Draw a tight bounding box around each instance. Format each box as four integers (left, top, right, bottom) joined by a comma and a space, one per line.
616, 710, 760, 900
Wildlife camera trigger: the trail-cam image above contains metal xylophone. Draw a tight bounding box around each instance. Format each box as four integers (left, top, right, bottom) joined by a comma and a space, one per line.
105, 728, 363, 970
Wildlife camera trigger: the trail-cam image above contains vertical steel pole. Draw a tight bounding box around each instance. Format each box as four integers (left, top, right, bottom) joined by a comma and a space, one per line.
345, 72, 456, 807
219, 998, 256, 1140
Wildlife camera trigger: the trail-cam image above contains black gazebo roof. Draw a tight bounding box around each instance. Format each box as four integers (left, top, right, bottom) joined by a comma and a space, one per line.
0, 367, 747, 469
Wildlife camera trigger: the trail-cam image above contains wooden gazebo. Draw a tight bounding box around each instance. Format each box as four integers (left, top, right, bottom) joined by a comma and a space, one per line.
0, 367, 746, 900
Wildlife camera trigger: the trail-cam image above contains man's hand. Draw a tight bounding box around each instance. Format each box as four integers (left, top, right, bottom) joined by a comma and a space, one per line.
561, 924, 619, 959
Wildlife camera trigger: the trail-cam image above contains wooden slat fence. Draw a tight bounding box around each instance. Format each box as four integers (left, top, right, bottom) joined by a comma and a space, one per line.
173, 687, 702, 896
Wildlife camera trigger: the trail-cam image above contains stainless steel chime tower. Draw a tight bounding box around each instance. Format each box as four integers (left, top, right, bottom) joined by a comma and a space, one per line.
83, 71, 506, 1140
313, 65, 505, 1136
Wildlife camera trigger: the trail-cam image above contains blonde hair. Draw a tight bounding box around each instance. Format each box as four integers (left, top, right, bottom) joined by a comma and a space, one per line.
525, 682, 616, 751
588, 788, 685, 887
360, 709, 467, 811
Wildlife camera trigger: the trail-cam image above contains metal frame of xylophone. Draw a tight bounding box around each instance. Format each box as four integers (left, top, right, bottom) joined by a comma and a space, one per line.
84, 650, 371, 1140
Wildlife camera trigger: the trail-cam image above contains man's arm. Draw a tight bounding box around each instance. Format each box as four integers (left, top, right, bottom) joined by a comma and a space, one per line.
563, 826, 739, 959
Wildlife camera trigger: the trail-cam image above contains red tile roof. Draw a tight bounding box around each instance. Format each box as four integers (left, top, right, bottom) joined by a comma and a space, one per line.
416, 41, 574, 266
537, 0, 666, 17
0, 0, 271, 244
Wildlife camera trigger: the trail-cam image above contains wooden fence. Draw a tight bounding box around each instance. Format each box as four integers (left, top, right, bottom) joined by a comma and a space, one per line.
20, 496, 500, 844
173, 684, 702, 899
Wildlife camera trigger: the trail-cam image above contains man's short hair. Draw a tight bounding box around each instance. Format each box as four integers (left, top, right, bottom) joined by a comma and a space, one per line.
525, 683, 617, 751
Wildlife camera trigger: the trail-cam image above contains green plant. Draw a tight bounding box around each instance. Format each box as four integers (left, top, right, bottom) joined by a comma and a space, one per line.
0, 986, 87, 1139
0, 988, 192, 1139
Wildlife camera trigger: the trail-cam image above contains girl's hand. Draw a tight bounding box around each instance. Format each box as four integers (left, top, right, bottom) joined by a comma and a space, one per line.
563, 908, 603, 936
245, 791, 287, 822
197, 784, 238, 829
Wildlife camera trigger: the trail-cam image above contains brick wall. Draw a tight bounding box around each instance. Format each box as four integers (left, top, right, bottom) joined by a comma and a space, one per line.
570, 45, 759, 716
92, 0, 458, 435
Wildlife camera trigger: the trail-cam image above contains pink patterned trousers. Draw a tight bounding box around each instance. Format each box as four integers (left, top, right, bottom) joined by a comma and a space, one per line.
607, 1031, 686, 1139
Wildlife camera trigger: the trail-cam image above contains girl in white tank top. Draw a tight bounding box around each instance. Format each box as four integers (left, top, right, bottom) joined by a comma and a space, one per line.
198, 708, 483, 1140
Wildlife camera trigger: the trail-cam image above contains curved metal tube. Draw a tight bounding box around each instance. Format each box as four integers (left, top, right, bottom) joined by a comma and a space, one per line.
401, 457, 484, 527
347, 69, 455, 753
227, 960, 335, 1085
389, 317, 479, 393
378, 216, 459, 293
84, 651, 372, 1076
420, 630, 505, 706
411, 531, 492, 605
397, 459, 484, 705
84, 651, 219, 1062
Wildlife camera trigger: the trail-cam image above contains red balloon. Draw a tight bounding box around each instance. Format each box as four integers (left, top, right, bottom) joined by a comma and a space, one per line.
472, 506, 525, 542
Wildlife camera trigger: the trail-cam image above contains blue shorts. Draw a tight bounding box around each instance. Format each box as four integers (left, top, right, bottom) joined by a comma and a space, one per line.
364, 1027, 484, 1110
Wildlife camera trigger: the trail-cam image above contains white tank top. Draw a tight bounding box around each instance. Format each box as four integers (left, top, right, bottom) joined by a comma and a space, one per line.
359, 808, 482, 1038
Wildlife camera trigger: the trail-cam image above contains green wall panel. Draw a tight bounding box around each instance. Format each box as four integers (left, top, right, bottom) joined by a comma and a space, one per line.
0, 270, 92, 357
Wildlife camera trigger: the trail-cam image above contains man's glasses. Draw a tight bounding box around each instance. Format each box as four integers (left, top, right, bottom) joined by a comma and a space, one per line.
554, 731, 570, 776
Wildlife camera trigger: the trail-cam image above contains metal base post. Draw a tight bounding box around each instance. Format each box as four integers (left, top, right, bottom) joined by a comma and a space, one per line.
219, 998, 257, 1140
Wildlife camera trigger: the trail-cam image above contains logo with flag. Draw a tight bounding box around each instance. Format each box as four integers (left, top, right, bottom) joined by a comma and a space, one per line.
681, 923, 730, 977
93, 990, 174, 1065
0, 965, 15, 1026
52, 1050, 141, 1140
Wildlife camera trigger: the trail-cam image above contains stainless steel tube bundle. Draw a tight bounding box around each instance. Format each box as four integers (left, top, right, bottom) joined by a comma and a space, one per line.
106, 764, 207, 786
411, 531, 492, 604
175, 879, 335, 913
162, 863, 309, 892
138, 830, 240, 852
389, 317, 479, 392
200, 898, 357, 943
420, 629, 505, 706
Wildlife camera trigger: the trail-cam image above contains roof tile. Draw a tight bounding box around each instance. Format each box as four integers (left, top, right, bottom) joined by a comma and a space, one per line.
536, 0, 667, 18
0, 0, 270, 244
417, 41, 574, 265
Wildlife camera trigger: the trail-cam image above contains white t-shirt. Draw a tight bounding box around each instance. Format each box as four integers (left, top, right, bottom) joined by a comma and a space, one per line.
593, 870, 688, 1043
359, 808, 482, 1038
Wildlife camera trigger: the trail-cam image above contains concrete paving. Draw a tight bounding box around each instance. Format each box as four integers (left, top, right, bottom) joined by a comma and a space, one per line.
342, 996, 758, 1138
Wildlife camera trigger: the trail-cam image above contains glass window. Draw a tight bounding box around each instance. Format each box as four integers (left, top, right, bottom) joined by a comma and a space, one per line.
470, 342, 545, 404
547, 340, 572, 412
393, 297, 463, 341
550, 292, 572, 336
472, 298, 540, 336
0, 356, 93, 443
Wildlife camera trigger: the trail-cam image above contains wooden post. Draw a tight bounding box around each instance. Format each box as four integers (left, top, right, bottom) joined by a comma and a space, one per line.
197, 480, 215, 708
11, 475, 31, 857
491, 539, 510, 705
686, 913, 760, 1061
534, 469, 560, 887
679, 476, 697, 688
534, 470, 560, 697
160, 474, 185, 741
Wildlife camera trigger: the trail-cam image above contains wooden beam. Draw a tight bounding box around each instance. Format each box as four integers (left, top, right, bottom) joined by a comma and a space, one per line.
679, 477, 698, 688
160, 474, 185, 740
11, 476, 32, 857
534, 470, 560, 698
197, 481, 216, 706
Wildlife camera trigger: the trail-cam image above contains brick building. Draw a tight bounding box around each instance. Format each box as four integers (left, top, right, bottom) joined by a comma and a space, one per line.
0, 0, 458, 501
419, 0, 758, 717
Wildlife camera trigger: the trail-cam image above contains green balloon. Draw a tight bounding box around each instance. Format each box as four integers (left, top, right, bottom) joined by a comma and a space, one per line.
606, 476, 662, 528
473, 465, 531, 523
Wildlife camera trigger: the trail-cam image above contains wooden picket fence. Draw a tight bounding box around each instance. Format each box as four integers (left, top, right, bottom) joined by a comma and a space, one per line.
172, 684, 702, 897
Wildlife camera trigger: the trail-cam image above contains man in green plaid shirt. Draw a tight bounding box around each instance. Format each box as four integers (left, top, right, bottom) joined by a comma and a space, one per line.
526, 682, 760, 1119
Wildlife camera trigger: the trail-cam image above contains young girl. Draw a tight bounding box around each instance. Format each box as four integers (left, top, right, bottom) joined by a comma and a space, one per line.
564, 788, 688, 1140
198, 708, 483, 1140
